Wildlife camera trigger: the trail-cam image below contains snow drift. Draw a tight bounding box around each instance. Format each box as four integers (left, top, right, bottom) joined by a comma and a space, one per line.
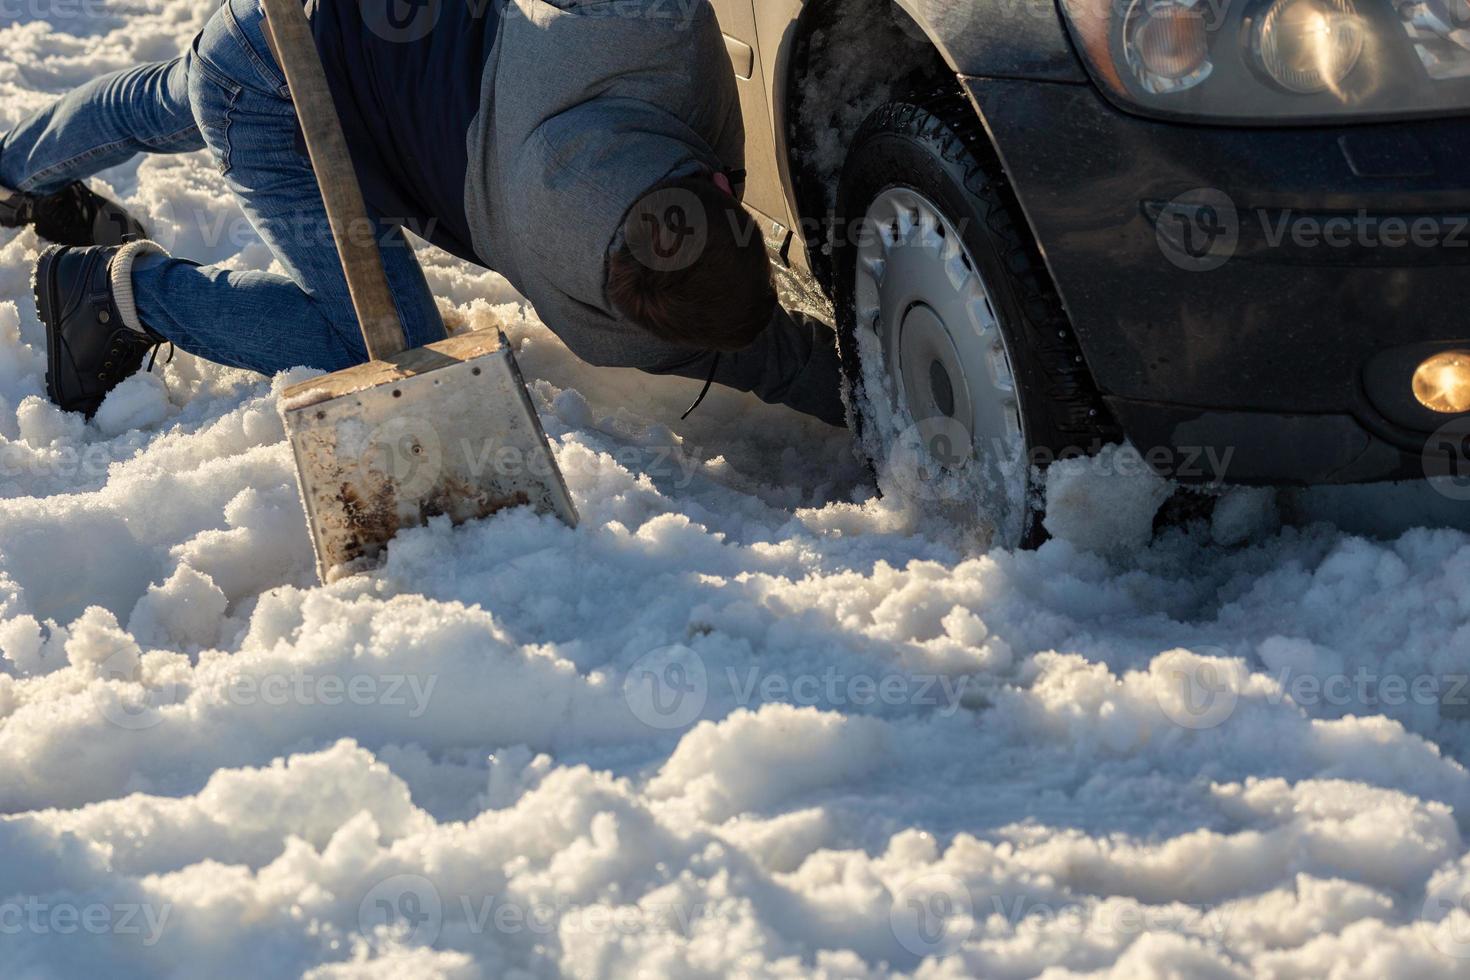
4, 2, 1470, 977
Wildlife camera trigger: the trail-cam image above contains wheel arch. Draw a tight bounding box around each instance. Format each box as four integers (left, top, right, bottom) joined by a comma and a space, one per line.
773, 0, 1084, 293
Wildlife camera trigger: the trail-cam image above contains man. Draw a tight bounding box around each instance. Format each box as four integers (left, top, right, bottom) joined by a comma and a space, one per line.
1, 0, 846, 426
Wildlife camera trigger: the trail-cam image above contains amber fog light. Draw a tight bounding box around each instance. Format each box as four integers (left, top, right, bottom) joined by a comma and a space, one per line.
1412, 351, 1470, 414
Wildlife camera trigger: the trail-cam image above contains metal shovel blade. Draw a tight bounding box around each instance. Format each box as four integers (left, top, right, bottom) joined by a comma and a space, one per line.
281, 326, 578, 581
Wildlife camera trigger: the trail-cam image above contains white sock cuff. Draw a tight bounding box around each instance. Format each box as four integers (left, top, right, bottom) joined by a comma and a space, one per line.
109, 239, 169, 334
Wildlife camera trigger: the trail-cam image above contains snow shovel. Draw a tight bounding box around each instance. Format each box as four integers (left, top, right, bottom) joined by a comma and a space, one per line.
261, 0, 578, 582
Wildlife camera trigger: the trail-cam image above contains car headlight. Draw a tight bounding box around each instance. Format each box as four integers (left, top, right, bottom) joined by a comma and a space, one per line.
1254, 0, 1365, 93
1399, 0, 1470, 79
1058, 0, 1470, 120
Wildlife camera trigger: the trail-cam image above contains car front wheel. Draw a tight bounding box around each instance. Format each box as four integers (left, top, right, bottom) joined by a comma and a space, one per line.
834, 90, 1110, 547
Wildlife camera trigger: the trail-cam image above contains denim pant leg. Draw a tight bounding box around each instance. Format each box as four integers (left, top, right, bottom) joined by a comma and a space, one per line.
132, 0, 444, 374
0, 58, 205, 194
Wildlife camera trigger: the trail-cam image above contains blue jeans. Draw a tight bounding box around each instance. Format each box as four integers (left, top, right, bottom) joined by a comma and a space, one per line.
0, 0, 444, 373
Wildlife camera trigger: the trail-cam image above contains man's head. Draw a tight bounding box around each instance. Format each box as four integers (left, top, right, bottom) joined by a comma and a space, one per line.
607, 173, 776, 352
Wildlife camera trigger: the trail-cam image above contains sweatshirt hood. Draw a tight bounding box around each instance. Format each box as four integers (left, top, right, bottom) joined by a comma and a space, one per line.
504, 100, 716, 314
465, 0, 744, 367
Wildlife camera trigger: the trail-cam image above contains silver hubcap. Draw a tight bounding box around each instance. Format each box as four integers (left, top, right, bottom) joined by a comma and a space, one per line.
854, 187, 1025, 525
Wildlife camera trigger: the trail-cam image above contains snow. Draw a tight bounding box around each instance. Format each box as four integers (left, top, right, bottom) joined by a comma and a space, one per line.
4, 2, 1470, 978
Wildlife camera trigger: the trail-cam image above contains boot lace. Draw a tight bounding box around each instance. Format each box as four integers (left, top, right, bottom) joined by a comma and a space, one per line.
144, 339, 175, 374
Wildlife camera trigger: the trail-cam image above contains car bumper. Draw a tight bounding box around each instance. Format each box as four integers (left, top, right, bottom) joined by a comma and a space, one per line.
964, 75, 1470, 485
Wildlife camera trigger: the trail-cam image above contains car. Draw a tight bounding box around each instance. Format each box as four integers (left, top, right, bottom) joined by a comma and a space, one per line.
708, 0, 1470, 544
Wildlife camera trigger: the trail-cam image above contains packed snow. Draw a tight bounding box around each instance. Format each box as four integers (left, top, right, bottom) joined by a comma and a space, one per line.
5, 2, 1470, 977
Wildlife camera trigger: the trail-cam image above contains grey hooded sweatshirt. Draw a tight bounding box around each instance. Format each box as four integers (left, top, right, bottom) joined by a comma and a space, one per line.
313, 0, 845, 424
464, 0, 846, 426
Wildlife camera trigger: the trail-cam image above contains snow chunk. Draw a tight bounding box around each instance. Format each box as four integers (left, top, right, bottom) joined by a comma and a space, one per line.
1043, 444, 1173, 553
128, 564, 229, 649
93, 370, 171, 436
649, 704, 888, 822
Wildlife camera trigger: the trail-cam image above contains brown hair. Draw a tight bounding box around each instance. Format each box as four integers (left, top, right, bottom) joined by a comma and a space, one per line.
606, 175, 777, 352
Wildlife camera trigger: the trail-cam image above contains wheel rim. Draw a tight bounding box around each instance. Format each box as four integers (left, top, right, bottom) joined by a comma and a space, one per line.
853, 186, 1025, 521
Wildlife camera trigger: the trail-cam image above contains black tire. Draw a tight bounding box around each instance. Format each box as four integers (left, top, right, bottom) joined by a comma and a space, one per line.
834, 89, 1114, 547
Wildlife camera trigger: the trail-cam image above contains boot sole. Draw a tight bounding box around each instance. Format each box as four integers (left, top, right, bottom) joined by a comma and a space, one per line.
35, 244, 64, 408
34, 244, 101, 416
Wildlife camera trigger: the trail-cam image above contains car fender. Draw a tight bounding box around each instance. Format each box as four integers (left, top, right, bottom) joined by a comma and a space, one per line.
884, 0, 1087, 82
763, 0, 1087, 277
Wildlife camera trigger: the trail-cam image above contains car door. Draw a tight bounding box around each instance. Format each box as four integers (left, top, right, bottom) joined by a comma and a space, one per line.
707, 0, 792, 242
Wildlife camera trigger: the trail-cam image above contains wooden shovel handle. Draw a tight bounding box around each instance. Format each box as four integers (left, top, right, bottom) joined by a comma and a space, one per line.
259, 0, 406, 360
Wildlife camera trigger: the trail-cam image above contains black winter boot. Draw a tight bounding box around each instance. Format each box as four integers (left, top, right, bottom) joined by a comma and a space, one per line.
34, 241, 173, 417
1, 181, 148, 247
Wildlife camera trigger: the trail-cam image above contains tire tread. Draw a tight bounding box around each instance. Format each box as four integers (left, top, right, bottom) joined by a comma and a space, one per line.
847, 88, 1116, 445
